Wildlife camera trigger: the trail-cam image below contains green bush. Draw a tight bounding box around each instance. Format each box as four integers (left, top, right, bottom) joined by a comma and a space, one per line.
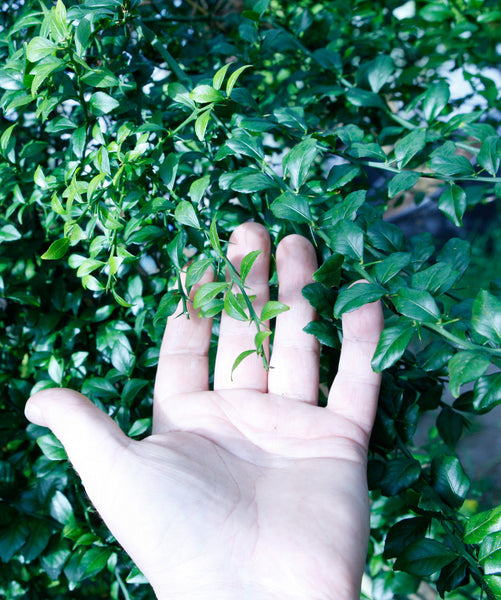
1, 0, 501, 597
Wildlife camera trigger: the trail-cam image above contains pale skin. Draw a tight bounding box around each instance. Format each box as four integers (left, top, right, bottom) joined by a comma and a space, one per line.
25, 222, 384, 600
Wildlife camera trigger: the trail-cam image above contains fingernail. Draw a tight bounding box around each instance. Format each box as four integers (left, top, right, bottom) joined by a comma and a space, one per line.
25, 400, 46, 427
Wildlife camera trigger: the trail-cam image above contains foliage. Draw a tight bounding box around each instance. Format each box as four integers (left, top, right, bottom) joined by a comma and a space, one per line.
1, 0, 501, 597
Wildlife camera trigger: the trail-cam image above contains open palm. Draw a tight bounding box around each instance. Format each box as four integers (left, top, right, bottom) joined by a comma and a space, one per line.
26, 223, 383, 600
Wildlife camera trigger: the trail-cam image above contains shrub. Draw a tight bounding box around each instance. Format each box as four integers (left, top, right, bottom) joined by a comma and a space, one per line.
1, 0, 501, 598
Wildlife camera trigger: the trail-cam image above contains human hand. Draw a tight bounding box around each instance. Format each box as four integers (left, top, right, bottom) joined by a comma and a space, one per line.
25, 222, 384, 600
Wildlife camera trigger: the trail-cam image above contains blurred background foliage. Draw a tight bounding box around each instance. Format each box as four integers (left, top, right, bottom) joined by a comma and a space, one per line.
1, 0, 501, 598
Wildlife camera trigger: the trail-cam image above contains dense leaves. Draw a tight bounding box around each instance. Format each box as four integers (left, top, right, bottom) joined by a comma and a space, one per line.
1, 0, 501, 598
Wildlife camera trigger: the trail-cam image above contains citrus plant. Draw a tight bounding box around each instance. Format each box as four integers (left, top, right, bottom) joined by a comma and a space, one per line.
1, 0, 501, 598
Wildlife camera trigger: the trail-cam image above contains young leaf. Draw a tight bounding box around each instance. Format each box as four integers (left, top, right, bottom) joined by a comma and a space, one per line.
195, 109, 211, 141
240, 250, 262, 285
231, 349, 256, 380
185, 258, 214, 290
193, 282, 228, 310
372, 322, 415, 372
226, 64, 252, 97
26, 37, 57, 62
190, 85, 223, 104
213, 62, 232, 90
224, 290, 248, 321
189, 174, 211, 204
209, 215, 223, 256
261, 300, 289, 321
41, 237, 70, 260
255, 329, 272, 351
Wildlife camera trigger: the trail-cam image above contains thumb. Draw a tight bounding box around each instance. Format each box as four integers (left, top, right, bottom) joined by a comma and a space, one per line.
25, 388, 129, 499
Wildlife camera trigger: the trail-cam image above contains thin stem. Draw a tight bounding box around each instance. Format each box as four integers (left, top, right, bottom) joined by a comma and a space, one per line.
425, 322, 501, 356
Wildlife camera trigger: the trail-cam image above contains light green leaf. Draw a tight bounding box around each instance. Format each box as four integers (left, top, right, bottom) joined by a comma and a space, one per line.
36, 432, 67, 461
224, 290, 248, 321
231, 349, 256, 380
213, 62, 232, 90
190, 85, 223, 104
26, 37, 57, 62
185, 258, 214, 290
193, 282, 228, 309
50, 490, 75, 526
89, 91, 120, 115
41, 237, 70, 260
261, 300, 289, 321
226, 64, 251, 97
422, 81, 450, 121
0, 224, 22, 243
195, 109, 211, 141
240, 250, 262, 285
189, 174, 211, 204
464, 506, 501, 544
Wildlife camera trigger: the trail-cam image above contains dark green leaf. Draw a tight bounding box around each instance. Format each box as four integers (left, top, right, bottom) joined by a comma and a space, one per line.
270, 192, 312, 223
472, 289, 501, 344
437, 407, 466, 450
438, 184, 467, 227
333, 282, 385, 318
230, 171, 275, 193
473, 372, 501, 412
226, 134, 264, 161
372, 322, 415, 372
303, 320, 340, 348
477, 135, 501, 176
388, 170, 421, 197
394, 128, 426, 168
329, 221, 364, 261
313, 253, 344, 287
381, 456, 421, 495
411, 262, 459, 295
282, 137, 318, 190
373, 253, 411, 285
367, 55, 394, 93
326, 164, 360, 191
189, 174, 211, 204
431, 455, 470, 508
394, 539, 456, 577
384, 517, 430, 559
393, 288, 440, 323
436, 238, 471, 277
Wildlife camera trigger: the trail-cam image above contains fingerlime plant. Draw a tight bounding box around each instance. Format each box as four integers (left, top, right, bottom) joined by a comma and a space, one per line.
1, 0, 501, 598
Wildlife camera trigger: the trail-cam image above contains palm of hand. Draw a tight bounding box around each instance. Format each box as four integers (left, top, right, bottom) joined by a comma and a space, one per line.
26, 223, 383, 600
106, 389, 371, 599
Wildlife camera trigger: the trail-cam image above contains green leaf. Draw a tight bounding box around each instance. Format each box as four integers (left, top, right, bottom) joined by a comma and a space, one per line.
303, 320, 340, 348
438, 184, 467, 227
422, 81, 450, 121
224, 290, 248, 321
346, 87, 385, 109
153, 291, 181, 327
194, 109, 211, 141
48, 355, 64, 384
270, 191, 312, 223
209, 215, 223, 256
323, 190, 366, 226
393, 288, 440, 323
212, 62, 232, 90
477, 135, 501, 176
384, 517, 430, 559
50, 490, 75, 526
367, 54, 394, 93
174, 200, 200, 229
89, 91, 120, 115
240, 250, 262, 285
431, 455, 470, 509
185, 258, 214, 290
373, 253, 411, 285
0, 224, 22, 242
313, 254, 344, 287
255, 329, 272, 351
230, 171, 275, 193
282, 137, 318, 190
411, 262, 458, 295
261, 300, 289, 321
36, 432, 67, 460
75, 16, 91, 56
429, 142, 475, 178
480, 532, 501, 575
437, 407, 465, 450
81, 69, 119, 88
51, 0, 69, 42
231, 349, 256, 379
329, 221, 364, 261
473, 372, 501, 413
226, 134, 264, 161
26, 37, 57, 62
448, 351, 490, 398
189, 174, 211, 204
372, 322, 415, 372
394, 128, 426, 168
226, 64, 251, 97
388, 171, 421, 197
394, 539, 456, 577
190, 84, 223, 104
464, 505, 501, 544
326, 163, 360, 191
333, 282, 385, 318
193, 282, 228, 310
436, 238, 471, 277
41, 237, 70, 260
381, 456, 421, 495
0, 521, 29, 562
472, 289, 501, 344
